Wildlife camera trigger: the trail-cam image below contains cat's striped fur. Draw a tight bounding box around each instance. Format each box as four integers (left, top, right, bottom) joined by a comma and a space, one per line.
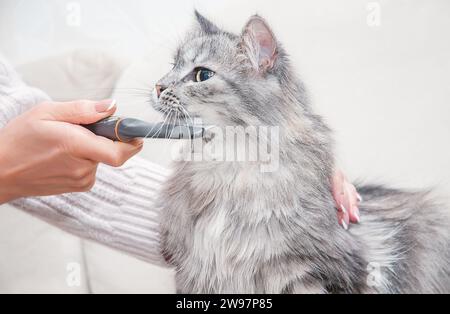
154, 12, 450, 293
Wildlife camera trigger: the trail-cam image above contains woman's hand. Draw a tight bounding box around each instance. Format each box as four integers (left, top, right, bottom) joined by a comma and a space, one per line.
332, 170, 362, 230
0, 99, 143, 204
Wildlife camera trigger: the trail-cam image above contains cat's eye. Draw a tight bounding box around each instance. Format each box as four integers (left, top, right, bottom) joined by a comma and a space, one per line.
194, 67, 215, 82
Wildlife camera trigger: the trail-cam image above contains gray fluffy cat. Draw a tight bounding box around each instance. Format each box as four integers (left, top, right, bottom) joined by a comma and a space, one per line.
153, 12, 450, 293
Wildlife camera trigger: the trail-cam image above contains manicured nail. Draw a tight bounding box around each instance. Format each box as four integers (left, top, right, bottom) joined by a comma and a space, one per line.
340, 204, 347, 214
96, 99, 116, 112
341, 220, 348, 231
354, 207, 361, 223
357, 193, 363, 202
107, 99, 117, 111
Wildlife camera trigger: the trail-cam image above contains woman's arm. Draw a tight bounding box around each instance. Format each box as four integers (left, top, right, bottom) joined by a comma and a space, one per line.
11, 157, 170, 267
0, 54, 169, 266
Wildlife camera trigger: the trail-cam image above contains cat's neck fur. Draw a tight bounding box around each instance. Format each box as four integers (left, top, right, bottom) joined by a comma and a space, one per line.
177, 76, 338, 227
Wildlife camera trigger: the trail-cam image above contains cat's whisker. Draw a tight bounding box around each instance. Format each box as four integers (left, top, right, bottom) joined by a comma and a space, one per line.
179, 106, 193, 125
169, 110, 179, 140
160, 108, 175, 139
144, 106, 171, 139
178, 106, 194, 143
165, 108, 176, 138
154, 110, 173, 139
184, 109, 197, 143
166, 109, 177, 138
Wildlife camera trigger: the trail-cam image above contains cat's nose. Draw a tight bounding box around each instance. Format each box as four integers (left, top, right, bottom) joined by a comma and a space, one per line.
155, 84, 167, 98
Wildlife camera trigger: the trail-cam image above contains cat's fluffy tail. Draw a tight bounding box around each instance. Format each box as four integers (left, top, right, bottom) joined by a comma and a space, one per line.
351, 184, 450, 293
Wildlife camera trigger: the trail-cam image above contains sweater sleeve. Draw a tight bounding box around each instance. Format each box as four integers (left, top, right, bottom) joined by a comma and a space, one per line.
0, 54, 51, 125
0, 54, 169, 267
11, 158, 171, 267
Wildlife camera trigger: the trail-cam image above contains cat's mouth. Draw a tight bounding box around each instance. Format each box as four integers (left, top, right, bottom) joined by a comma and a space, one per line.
154, 101, 196, 126
152, 89, 201, 126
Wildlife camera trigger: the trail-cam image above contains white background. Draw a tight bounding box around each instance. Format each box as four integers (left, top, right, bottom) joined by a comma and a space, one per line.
0, 0, 449, 293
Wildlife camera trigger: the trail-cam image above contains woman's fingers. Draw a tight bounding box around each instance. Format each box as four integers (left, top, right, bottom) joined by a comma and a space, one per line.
331, 170, 344, 206
90, 138, 144, 167
345, 182, 361, 224
70, 130, 144, 167
332, 170, 349, 229
40, 99, 144, 167
34, 99, 117, 125
337, 204, 350, 230
332, 169, 362, 230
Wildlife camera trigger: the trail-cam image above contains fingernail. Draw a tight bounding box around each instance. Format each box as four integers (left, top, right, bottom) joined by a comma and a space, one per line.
341, 220, 348, 231
340, 204, 347, 214
95, 99, 116, 113
354, 207, 361, 223
357, 193, 363, 202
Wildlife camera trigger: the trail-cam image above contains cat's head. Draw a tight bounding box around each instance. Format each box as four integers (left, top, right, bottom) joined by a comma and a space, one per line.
152, 11, 306, 128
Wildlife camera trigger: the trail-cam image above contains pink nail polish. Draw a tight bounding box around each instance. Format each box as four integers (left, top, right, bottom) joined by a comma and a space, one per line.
341, 219, 348, 230
357, 193, 363, 202
354, 207, 361, 223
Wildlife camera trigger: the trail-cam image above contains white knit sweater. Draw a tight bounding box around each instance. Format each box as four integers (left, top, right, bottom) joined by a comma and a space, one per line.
0, 54, 169, 267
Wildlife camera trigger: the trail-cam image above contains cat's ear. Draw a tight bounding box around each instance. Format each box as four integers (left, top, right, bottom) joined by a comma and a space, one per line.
195, 10, 220, 34
240, 15, 278, 73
